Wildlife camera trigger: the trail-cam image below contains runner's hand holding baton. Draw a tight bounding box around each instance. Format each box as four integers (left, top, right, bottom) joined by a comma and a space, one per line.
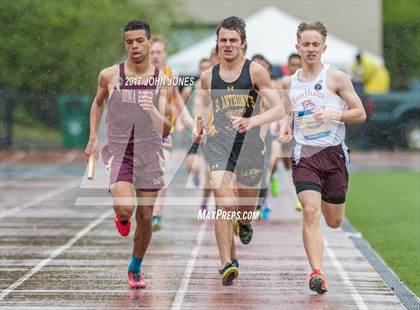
84, 138, 98, 180
191, 116, 204, 144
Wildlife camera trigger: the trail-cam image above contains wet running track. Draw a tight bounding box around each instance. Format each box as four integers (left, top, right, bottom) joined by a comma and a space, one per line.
0, 151, 406, 309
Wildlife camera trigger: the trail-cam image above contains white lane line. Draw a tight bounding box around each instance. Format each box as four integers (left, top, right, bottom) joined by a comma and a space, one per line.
0, 209, 113, 300
5, 288, 317, 295
1, 181, 77, 189
171, 223, 207, 310
324, 238, 368, 310
76, 197, 258, 206
76, 197, 212, 206
0, 181, 80, 218
2, 289, 286, 294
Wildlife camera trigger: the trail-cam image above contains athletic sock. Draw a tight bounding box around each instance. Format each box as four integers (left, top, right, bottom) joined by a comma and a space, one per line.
128, 255, 143, 273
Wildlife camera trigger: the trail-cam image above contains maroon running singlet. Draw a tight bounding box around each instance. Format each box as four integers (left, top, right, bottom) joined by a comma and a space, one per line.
102, 62, 165, 191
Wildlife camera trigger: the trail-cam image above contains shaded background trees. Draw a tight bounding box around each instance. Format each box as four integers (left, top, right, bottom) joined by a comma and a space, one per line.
0, 0, 176, 130
1, 0, 419, 148
383, 0, 420, 89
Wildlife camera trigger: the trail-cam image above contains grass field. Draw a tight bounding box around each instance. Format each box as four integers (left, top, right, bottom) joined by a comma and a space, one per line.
346, 171, 420, 296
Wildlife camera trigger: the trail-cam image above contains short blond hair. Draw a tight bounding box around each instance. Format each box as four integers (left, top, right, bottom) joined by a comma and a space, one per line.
150, 35, 168, 50
297, 21, 327, 42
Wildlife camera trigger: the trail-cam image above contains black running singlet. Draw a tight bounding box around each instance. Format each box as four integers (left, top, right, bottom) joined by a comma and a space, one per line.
210, 59, 261, 142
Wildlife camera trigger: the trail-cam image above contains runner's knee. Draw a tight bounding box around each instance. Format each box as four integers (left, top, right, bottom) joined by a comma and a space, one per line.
136, 216, 152, 229
325, 217, 343, 229
216, 197, 236, 212
302, 204, 321, 226
114, 205, 134, 221
136, 208, 153, 224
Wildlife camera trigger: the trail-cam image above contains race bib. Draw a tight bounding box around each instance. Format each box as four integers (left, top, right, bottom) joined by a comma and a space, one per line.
297, 109, 331, 141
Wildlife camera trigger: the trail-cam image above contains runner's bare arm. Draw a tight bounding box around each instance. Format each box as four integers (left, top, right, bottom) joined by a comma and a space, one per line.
279, 77, 292, 114
231, 62, 285, 133
174, 85, 194, 128
259, 97, 269, 139
335, 70, 366, 123
181, 85, 193, 103
143, 75, 172, 138
192, 69, 211, 143
158, 82, 173, 137
314, 69, 366, 124
278, 78, 294, 143
84, 67, 113, 158
259, 87, 282, 139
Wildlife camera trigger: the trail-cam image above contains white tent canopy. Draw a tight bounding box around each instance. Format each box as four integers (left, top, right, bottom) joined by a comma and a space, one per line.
168, 6, 383, 76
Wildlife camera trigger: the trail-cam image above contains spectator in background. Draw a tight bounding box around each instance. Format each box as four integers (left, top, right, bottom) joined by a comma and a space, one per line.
149, 35, 194, 232
351, 52, 390, 94
210, 48, 221, 65
251, 54, 277, 220
280, 53, 303, 211
182, 57, 214, 214
287, 53, 302, 76
270, 53, 302, 80
271, 64, 285, 79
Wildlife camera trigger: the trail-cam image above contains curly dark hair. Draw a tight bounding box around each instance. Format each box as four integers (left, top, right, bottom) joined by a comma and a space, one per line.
216, 16, 247, 52
124, 20, 151, 39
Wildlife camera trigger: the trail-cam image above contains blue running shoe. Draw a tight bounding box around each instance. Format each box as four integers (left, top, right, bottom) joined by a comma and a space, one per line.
261, 200, 271, 220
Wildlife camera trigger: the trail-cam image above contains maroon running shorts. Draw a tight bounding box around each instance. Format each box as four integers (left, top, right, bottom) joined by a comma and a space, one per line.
292, 144, 349, 204
102, 141, 165, 192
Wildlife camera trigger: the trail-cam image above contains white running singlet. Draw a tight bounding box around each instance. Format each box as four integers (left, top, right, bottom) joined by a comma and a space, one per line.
289, 64, 348, 147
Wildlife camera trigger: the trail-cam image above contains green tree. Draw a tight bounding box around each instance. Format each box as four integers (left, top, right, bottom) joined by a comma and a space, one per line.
383, 0, 420, 89
0, 0, 176, 128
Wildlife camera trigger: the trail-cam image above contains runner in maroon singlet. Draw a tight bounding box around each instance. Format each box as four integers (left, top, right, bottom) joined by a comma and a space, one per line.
84, 20, 172, 289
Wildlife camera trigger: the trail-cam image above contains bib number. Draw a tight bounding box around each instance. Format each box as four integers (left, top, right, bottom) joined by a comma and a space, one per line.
297, 110, 331, 140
